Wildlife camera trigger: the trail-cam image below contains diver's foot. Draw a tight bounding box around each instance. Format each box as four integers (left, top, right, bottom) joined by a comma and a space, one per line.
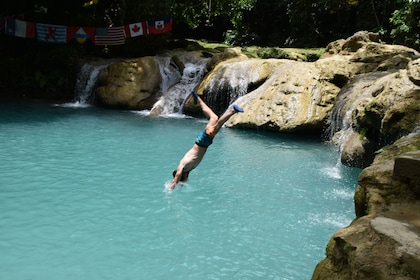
191, 90, 198, 104
233, 104, 244, 113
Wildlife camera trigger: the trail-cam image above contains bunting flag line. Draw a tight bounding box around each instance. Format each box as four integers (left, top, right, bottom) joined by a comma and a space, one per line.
67, 26, 95, 44
1, 14, 24, 31
95, 26, 125, 45
36, 23, 67, 43
147, 17, 172, 34
124, 21, 147, 38
4, 16, 172, 44
5, 19, 36, 38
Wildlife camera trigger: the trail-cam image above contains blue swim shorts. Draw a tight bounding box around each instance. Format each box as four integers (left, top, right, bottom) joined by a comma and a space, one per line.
195, 130, 213, 148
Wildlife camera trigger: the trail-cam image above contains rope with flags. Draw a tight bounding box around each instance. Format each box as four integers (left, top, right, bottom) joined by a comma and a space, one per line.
2, 16, 172, 45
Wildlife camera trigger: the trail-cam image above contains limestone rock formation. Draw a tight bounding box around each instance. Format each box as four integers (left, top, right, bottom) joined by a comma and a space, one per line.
202, 30, 419, 167
312, 133, 420, 280
183, 32, 420, 175
206, 59, 340, 133
328, 64, 420, 167
93, 48, 247, 111
95, 56, 164, 110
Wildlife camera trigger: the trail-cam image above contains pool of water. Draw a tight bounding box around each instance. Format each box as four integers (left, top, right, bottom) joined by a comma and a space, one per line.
0, 101, 360, 279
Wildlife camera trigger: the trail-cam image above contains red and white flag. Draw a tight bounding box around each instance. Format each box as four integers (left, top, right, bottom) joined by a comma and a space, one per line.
124, 21, 147, 38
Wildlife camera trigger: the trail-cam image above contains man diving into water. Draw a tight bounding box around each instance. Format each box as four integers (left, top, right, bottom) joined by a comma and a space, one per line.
169, 91, 244, 190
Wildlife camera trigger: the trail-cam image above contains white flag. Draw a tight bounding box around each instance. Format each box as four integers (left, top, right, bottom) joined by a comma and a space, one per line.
124, 22, 145, 38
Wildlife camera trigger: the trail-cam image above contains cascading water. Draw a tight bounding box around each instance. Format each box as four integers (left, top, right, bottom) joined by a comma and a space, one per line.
67, 61, 112, 107
205, 60, 265, 115
326, 72, 390, 152
150, 58, 210, 116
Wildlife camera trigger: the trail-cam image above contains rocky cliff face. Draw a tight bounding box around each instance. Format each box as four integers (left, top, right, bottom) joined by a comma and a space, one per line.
222, 32, 419, 168
312, 133, 420, 280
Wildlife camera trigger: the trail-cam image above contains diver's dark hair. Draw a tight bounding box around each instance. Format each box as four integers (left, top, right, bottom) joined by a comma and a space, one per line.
173, 170, 188, 182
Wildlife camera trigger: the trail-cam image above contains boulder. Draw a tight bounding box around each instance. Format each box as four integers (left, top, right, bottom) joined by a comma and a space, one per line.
95, 56, 165, 110
228, 61, 339, 133
321, 30, 419, 74
394, 151, 420, 195
407, 58, 420, 86
352, 69, 420, 142
197, 58, 340, 133
339, 129, 375, 168
327, 63, 420, 167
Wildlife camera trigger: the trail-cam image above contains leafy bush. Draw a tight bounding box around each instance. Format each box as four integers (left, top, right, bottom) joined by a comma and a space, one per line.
390, 0, 420, 50
256, 47, 290, 59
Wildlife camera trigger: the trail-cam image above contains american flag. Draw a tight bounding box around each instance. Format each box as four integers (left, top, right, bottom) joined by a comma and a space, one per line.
95, 26, 125, 45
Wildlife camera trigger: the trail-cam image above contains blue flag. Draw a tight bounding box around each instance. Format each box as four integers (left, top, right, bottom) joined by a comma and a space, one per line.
36, 23, 67, 43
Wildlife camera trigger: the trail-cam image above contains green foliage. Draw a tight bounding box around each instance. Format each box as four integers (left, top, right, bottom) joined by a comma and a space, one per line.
32, 45, 83, 94
232, 0, 419, 49
2, 0, 419, 50
240, 46, 324, 61
0, 39, 84, 97
359, 128, 368, 140
238, 0, 363, 47
35, 71, 47, 89
170, 0, 255, 29
375, 145, 390, 154
306, 52, 322, 62
256, 47, 290, 59
390, 0, 420, 49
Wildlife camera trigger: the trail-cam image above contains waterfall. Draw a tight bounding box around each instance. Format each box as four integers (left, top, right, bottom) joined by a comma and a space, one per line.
205, 60, 264, 115
72, 62, 109, 107
326, 72, 390, 156
156, 57, 182, 95
326, 85, 356, 153
150, 58, 210, 116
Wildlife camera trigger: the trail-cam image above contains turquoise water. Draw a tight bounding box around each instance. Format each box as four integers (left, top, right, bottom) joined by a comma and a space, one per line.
0, 101, 360, 279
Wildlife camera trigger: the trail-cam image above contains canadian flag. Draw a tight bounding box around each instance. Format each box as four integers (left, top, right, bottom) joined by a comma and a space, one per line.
124, 21, 147, 38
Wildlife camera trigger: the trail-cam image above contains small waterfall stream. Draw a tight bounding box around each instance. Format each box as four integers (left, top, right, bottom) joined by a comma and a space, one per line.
150, 58, 210, 116
73, 63, 107, 105
71, 56, 210, 114
69, 61, 115, 108
205, 60, 264, 115
326, 72, 390, 152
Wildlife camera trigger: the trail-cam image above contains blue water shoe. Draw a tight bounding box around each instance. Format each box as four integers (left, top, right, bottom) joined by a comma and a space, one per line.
191, 91, 198, 104
233, 104, 244, 113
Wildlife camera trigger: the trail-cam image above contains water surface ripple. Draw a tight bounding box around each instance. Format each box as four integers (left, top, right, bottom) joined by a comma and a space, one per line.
0, 102, 360, 279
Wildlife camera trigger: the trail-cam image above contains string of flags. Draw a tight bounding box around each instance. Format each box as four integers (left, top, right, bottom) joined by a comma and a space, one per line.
3, 16, 172, 45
